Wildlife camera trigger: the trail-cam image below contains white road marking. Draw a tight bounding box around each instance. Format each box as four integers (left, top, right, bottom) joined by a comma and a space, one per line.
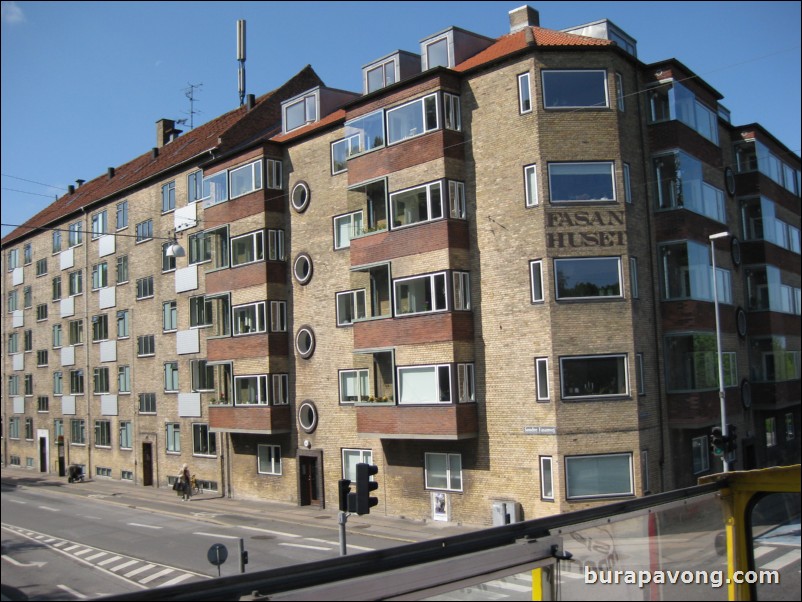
305, 537, 374, 552
98, 555, 123, 566
8, 499, 26, 505
57, 584, 88, 599
762, 549, 801, 571
109, 559, 139, 572
85, 552, 107, 561
754, 546, 774, 559
63, 545, 80, 552
37, 505, 60, 512
485, 579, 531, 593
1, 555, 46, 568
279, 542, 331, 551
73, 548, 93, 556
124, 563, 156, 578
127, 522, 162, 530
193, 532, 241, 540
139, 568, 174, 584
241, 525, 300, 538
160, 573, 195, 587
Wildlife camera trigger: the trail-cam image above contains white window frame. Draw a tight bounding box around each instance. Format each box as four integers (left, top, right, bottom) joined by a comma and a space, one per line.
530, 260, 544, 303
518, 72, 532, 114
536, 357, 550, 401
336, 290, 366, 326
456, 363, 475, 403
386, 93, 439, 145
268, 229, 285, 261
424, 452, 462, 492
334, 211, 364, 249
271, 373, 289, 405
283, 90, 319, 133
524, 164, 539, 207
266, 159, 283, 190
343, 449, 373, 481
443, 92, 461, 131
258, 444, 282, 475
270, 301, 287, 332
229, 159, 263, 200
452, 272, 471, 311
339, 369, 370, 404
233, 302, 267, 336
565, 453, 634, 500
230, 231, 264, 267
554, 257, 623, 300
448, 180, 466, 219
397, 364, 451, 404
540, 456, 554, 500
394, 272, 448, 316
234, 374, 269, 405
390, 181, 444, 230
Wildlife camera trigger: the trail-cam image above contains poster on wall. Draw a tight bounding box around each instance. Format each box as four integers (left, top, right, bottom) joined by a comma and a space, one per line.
432, 491, 448, 522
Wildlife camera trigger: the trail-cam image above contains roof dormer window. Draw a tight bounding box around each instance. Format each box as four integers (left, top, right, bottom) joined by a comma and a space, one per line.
424, 35, 450, 69
282, 89, 320, 133
366, 59, 397, 94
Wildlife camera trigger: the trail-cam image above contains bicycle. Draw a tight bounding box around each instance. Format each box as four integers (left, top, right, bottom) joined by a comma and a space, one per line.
190, 474, 202, 495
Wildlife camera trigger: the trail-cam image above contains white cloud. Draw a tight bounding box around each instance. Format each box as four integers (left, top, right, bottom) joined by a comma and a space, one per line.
1, 1, 26, 24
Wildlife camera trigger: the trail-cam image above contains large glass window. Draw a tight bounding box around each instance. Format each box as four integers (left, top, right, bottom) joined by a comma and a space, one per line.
741, 197, 801, 254
542, 70, 608, 109
660, 241, 732, 303
425, 452, 462, 491
234, 375, 268, 405
565, 453, 633, 499
746, 265, 800, 315
188, 226, 229, 269
665, 333, 737, 391
391, 181, 443, 229
648, 81, 719, 144
394, 273, 447, 316
398, 364, 451, 404
748, 336, 800, 383
334, 212, 364, 249
366, 59, 396, 93
258, 444, 282, 475
653, 151, 724, 222
336, 290, 366, 326
233, 302, 266, 335
344, 110, 385, 157
560, 354, 628, 399
339, 369, 369, 403
387, 94, 438, 145
229, 159, 263, 199
549, 162, 615, 202
343, 449, 373, 481
231, 231, 264, 266
193, 423, 216, 456
202, 171, 228, 206
555, 257, 622, 300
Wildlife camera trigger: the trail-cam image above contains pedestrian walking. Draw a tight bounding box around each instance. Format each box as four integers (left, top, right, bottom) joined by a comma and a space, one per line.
179, 463, 191, 501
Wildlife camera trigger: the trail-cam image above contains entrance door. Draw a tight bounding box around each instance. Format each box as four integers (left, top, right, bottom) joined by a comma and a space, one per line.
299, 455, 319, 506
39, 436, 48, 472
142, 442, 154, 486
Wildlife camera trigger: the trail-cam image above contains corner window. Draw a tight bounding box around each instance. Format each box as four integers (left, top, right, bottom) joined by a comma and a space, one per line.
234, 375, 268, 405
231, 231, 264, 267
229, 159, 263, 199
548, 162, 615, 203
334, 212, 364, 249
339, 369, 369, 403
425, 452, 462, 491
518, 72, 532, 113
665, 333, 737, 392
448, 181, 466, 219
344, 110, 385, 157
560, 354, 628, 399
233, 302, 266, 336
387, 94, 439, 145
336, 290, 366, 326
391, 181, 443, 229
452, 272, 471, 311
394, 273, 447, 316
202, 171, 228, 207
270, 301, 287, 332
542, 70, 608, 109
398, 364, 451, 404
272, 374, 289, 405
456, 363, 475, 403
443, 93, 461, 131
268, 229, 285, 261
565, 453, 633, 499
554, 257, 622, 300
265, 159, 283, 190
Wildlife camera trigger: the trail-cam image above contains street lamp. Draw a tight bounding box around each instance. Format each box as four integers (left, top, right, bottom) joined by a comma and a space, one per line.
709, 231, 730, 472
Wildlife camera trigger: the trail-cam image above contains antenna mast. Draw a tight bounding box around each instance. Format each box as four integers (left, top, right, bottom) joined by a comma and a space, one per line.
237, 20, 247, 106
183, 83, 203, 130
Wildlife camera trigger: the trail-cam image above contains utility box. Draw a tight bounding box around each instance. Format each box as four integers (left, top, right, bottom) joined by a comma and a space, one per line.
492, 501, 521, 525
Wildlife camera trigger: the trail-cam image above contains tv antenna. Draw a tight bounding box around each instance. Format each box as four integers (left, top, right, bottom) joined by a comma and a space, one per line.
237, 20, 246, 106
182, 82, 203, 130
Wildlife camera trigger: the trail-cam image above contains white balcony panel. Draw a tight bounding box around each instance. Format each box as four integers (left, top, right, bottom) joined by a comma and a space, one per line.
175, 265, 199, 293
100, 340, 117, 363
12, 310, 23, 328
61, 346, 76, 366
61, 396, 76, 415
12, 267, 23, 286
101, 395, 118, 416
99, 287, 116, 309
178, 393, 201, 417
60, 248, 75, 270
98, 234, 116, 257
175, 204, 198, 232
13, 397, 25, 414
13, 353, 24, 371
177, 329, 200, 355
60, 296, 75, 318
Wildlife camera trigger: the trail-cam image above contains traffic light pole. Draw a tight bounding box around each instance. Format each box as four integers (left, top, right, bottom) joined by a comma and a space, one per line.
338, 511, 348, 556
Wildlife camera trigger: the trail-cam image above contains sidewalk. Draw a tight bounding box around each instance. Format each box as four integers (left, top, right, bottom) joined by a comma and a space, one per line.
0, 466, 477, 544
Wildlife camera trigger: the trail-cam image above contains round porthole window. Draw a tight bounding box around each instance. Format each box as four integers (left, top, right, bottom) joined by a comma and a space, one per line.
298, 400, 318, 433
295, 325, 316, 359
736, 307, 748, 339
291, 181, 310, 213
293, 253, 313, 285
724, 167, 736, 197
740, 379, 752, 410
731, 237, 742, 268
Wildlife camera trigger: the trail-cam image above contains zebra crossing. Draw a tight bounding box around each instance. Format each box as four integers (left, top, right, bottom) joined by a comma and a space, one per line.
1, 523, 208, 589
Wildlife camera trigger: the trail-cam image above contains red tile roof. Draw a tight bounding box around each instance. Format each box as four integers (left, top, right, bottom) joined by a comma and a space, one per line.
455, 26, 613, 72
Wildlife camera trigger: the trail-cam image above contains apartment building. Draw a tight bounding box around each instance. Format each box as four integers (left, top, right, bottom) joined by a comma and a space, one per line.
3, 6, 799, 526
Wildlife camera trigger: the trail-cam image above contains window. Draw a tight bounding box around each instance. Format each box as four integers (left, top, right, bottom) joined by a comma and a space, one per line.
540, 457, 554, 500
8, 332, 19, 354
189, 294, 232, 335
560, 354, 628, 399
190, 360, 215, 392
343, 449, 373, 481
24, 330, 32, 351
116, 200, 129, 229
394, 273, 447, 315
52, 324, 63, 348
665, 333, 737, 391
118, 365, 131, 393
535, 358, 550, 401
293, 253, 313, 285
554, 257, 622, 300
692, 436, 709, 473
745, 265, 800, 315
366, 58, 396, 93
70, 419, 86, 444
139, 392, 156, 413
542, 70, 608, 109
548, 162, 616, 202
653, 151, 724, 222
187, 171, 203, 203
233, 302, 266, 335
765, 417, 777, 447
387, 93, 438, 145
9, 418, 20, 439
296, 326, 316, 359
68, 270, 83, 296
648, 81, 718, 144
342, 112, 386, 158
7, 374, 20, 396
136, 276, 154, 300
748, 337, 800, 383
91, 262, 108, 289
52, 276, 62, 301
69, 369, 84, 394
119, 421, 132, 449
37, 396, 49, 412
68, 319, 84, 345
162, 243, 176, 272
193, 423, 216, 456
336, 290, 366, 326
290, 181, 310, 213
398, 364, 451, 404
24, 286, 32, 308
331, 138, 348, 174
452, 272, 470, 310
91, 210, 107, 239
272, 374, 289, 405
636, 353, 645, 395
565, 453, 633, 499
660, 241, 731, 303
53, 372, 63, 395
615, 72, 625, 111
7, 290, 18, 312
425, 452, 462, 491
91, 314, 109, 342
623, 163, 632, 204
36, 258, 47, 276
188, 227, 229, 269
162, 181, 176, 213
258, 444, 282, 475
117, 310, 130, 338
339, 369, 369, 403
456, 363, 475, 403
135, 219, 153, 243
201, 170, 229, 207
164, 362, 179, 392
93, 367, 110, 393
268, 229, 285, 261
785, 413, 795, 440
424, 36, 449, 69
116, 255, 129, 284
25, 373, 33, 395
283, 91, 318, 133
94, 420, 111, 447
334, 212, 363, 249
741, 197, 801, 254
52, 230, 62, 253
163, 301, 177, 332
524, 164, 539, 207
630, 257, 639, 299
270, 301, 287, 332
36, 303, 48, 321
166, 423, 181, 453
234, 375, 268, 405
449, 181, 466, 219
231, 231, 264, 266
266, 160, 283, 190
229, 159, 263, 199
443, 93, 461, 131
137, 335, 155, 356
530, 260, 544, 302
68, 222, 83, 247
23, 243, 32, 265
518, 72, 532, 113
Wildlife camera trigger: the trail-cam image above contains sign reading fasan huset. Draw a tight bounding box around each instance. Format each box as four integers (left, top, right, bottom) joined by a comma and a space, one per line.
546, 210, 627, 249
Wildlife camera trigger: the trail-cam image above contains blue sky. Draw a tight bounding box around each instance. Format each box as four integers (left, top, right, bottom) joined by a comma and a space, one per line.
2, 1, 800, 239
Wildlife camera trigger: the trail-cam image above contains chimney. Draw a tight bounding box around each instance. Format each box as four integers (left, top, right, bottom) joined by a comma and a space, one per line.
509, 5, 540, 33
152, 147, 159, 159
246, 94, 256, 110
68, 185, 75, 194
155, 118, 180, 148
76, 179, 85, 188
108, 167, 115, 179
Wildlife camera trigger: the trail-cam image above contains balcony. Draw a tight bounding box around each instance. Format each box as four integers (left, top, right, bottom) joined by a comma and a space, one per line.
209, 404, 291, 435
356, 402, 478, 440
354, 311, 473, 348
351, 219, 469, 266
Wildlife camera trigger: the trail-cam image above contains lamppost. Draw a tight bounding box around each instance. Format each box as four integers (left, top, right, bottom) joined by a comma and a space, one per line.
709, 231, 730, 472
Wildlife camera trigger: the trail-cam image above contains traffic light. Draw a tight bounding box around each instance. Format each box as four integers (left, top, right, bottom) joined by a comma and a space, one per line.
726, 424, 738, 454
338, 479, 352, 513
355, 463, 379, 515
710, 426, 725, 456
